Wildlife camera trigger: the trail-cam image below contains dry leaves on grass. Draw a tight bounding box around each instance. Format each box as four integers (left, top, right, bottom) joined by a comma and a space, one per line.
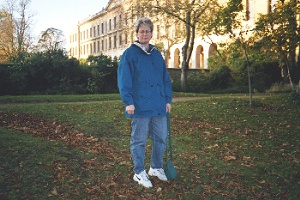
0, 112, 182, 199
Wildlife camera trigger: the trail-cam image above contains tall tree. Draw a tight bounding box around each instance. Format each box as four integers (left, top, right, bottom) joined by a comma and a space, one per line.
36, 27, 65, 52
0, 0, 34, 61
131, 0, 219, 91
15, 0, 33, 52
0, 9, 15, 62
253, 0, 300, 93
203, 0, 257, 105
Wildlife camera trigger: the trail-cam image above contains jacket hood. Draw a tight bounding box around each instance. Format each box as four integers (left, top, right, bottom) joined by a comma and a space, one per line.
133, 41, 157, 55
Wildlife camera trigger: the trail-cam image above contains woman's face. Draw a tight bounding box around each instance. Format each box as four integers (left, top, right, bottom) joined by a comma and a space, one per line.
137, 24, 152, 45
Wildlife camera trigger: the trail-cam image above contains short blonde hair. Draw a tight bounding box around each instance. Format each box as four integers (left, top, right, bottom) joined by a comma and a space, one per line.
134, 17, 153, 33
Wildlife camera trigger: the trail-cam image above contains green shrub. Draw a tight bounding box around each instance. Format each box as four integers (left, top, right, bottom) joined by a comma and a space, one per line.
267, 82, 294, 93
209, 66, 233, 90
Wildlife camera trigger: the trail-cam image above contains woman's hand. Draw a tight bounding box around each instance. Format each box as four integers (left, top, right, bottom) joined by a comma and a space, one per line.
166, 103, 171, 113
126, 105, 135, 114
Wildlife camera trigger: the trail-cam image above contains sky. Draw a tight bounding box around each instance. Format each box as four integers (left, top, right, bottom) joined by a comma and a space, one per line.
1, 0, 110, 47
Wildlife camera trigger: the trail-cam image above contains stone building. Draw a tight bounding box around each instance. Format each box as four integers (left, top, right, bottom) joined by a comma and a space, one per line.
69, 0, 278, 68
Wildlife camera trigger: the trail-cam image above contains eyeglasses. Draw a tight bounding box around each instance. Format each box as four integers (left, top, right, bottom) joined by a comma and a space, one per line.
138, 30, 151, 34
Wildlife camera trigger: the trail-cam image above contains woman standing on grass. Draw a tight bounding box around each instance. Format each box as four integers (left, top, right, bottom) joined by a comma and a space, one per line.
117, 17, 173, 188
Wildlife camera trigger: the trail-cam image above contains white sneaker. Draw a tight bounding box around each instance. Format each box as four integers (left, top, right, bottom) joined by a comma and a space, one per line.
148, 167, 168, 181
133, 170, 153, 188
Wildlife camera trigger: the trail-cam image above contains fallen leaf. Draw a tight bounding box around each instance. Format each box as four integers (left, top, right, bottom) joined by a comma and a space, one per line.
51, 187, 58, 196
223, 156, 236, 161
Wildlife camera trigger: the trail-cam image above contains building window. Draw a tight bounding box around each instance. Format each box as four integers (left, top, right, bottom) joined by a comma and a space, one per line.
174, 48, 180, 68
97, 25, 100, 36
114, 35, 117, 48
93, 42, 96, 53
119, 34, 122, 46
209, 43, 217, 57
102, 40, 104, 51
90, 28, 92, 37
109, 37, 112, 49
93, 27, 96, 37
114, 17, 117, 29
101, 23, 104, 34
109, 19, 112, 30
196, 45, 204, 69
97, 41, 100, 52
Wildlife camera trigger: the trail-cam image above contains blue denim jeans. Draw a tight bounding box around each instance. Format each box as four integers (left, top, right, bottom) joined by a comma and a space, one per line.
130, 116, 168, 174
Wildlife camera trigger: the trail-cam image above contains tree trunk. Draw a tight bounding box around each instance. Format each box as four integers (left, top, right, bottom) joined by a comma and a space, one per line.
296, 80, 300, 95
181, 62, 188, 92
242, 43, 252, 106
285, 61, 294, 91
180, 11, 191, 92
180, 49, 188, 92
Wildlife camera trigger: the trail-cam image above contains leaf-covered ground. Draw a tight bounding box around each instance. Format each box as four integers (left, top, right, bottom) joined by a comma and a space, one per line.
0, 94, 300, 199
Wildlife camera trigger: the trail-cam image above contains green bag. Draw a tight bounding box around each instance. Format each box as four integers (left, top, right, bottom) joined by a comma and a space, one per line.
164, 161, 177, 180
164, 113, 177, 180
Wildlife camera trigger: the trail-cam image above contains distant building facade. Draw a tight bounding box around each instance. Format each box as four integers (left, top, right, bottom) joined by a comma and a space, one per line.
69, 0, 279, 69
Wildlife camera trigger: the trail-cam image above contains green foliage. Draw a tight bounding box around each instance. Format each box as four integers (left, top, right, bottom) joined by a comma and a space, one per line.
209, 66, 233, 90
205, 0, 299, 98
8, 50, 89, 94
267, 82, 294, 93
86, 54, 118, 93
0, 64, 12, 94
253, 0, 300, 83
7, 51, 31, 94
155, 42, 164, 52
1, 51, 119, 95
208, 40, 283, 93
170, 67, 234, 93
251, 62, 282, 92
204, 0, 243, 35
186, 71, 210, 93
208, 42, 249, 86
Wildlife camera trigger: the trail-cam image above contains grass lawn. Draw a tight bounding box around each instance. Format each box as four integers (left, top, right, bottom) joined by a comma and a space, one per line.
0, 93, 299, 199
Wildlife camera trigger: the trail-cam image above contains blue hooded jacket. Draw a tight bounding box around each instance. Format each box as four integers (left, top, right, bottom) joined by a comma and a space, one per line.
118, 42, 172, 118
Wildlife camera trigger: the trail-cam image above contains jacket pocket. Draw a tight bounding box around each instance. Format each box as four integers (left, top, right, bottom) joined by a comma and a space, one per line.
133, 86, 152, 111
